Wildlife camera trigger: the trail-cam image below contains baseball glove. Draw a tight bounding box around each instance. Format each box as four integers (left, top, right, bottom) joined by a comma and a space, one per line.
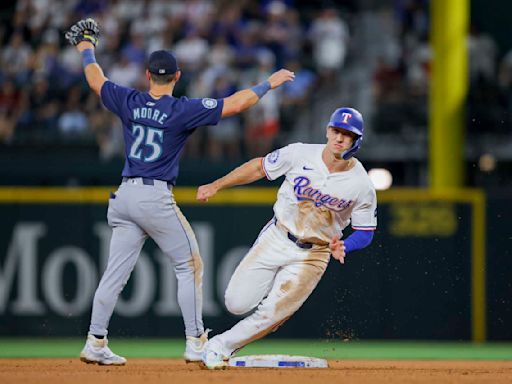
65, 18, 100, 47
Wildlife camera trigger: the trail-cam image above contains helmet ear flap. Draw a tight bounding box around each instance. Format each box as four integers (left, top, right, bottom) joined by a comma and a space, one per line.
342, 136, 362, 160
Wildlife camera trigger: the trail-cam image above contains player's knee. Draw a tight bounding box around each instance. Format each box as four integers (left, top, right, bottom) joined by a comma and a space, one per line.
174, 256, 202, 275
224, 291, 252, 315
225, 298, 250, 315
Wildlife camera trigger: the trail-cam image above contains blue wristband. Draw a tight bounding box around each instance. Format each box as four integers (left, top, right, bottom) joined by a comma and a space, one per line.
82, 49, 97, 68
251, 81, 271, 99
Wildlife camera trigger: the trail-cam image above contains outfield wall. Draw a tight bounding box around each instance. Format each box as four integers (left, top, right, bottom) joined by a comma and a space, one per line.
0, 188, 510, 341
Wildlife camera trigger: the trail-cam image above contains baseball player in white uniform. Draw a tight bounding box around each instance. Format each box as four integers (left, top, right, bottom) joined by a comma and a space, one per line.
196, 107, 377, 369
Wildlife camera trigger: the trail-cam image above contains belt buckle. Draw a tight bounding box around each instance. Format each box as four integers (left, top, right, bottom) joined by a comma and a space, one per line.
294, 237, 307, 249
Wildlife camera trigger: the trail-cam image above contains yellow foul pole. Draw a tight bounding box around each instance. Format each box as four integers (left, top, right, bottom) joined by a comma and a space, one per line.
430, 1, 486, 343
429, 0, 468, 188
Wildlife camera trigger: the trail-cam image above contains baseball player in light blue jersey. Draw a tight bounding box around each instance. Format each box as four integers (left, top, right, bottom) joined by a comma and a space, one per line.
196, 107, 377, 369
64, 18, 294, 366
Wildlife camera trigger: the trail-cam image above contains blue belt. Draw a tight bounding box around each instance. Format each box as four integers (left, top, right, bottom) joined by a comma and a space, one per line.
274, 219, 313, 249
122, 177, 173, 188
286, 232, 313, 249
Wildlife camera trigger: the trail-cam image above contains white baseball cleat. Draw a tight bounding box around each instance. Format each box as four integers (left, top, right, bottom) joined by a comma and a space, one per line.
80, 334, 127, 366
201, 340, 229, 370
183, 329, 211, 363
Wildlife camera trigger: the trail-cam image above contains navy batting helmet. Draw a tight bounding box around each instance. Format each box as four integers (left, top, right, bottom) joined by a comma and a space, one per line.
327, 107, 364, 160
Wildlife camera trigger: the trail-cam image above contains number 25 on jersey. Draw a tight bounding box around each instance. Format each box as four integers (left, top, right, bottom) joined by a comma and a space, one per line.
129, 124, 163, 162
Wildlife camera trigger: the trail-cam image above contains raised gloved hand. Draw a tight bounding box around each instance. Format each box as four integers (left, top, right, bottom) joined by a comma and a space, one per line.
65, 18, 100, 47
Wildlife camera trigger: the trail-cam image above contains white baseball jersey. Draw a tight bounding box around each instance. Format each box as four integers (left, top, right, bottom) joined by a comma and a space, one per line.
262, 143, 377, 244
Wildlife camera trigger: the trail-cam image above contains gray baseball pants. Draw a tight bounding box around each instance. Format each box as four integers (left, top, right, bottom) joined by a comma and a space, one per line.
89, 177, 204, 337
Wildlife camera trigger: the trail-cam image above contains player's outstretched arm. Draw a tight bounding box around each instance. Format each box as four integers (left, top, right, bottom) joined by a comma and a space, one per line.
65, 18, 107, 96
76, 42, 108, 96
221, 69, 295, 118
196, 157, 266, 202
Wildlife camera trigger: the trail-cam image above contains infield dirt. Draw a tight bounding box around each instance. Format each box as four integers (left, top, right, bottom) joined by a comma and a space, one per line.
1, 359, 511, 383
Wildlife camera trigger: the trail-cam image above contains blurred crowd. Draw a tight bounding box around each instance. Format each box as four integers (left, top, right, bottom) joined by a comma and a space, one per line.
369, 1, 510, 138
0, 0, 510, 164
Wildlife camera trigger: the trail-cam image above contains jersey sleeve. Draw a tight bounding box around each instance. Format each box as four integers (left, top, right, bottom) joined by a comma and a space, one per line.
100, 81, 133, 116
351, 186, 377, 230
183, 98, 224, 129
261, 143, 298, 181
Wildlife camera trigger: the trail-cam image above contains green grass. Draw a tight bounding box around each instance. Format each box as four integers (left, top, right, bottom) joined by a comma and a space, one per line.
1, 339, 511, 360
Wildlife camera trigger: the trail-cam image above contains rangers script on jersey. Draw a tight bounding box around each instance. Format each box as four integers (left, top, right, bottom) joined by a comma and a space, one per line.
262, 143, 377, 244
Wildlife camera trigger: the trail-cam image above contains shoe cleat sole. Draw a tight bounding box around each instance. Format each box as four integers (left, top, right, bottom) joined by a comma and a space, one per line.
184, 359, 203, 365
80, 357, 126, 366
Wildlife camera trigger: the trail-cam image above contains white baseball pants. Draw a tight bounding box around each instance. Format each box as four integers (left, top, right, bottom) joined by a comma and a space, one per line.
210, 220, 330, 357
